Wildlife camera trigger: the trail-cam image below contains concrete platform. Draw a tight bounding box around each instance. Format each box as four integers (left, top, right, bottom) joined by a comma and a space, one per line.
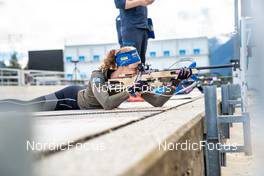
1, 86, 256, 175
33, 98, 198, 153
30, 92, 205, 176
0, 86, 206, 175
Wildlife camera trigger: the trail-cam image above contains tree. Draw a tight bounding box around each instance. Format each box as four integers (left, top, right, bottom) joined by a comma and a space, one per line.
0, 60, 6, 68
9, 51, 21, 69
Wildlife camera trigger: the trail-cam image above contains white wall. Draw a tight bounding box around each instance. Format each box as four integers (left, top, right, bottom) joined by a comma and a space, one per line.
64, 37, 209, 80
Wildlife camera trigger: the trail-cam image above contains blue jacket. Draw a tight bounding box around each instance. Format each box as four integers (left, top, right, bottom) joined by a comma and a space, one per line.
114, 0, 148, 30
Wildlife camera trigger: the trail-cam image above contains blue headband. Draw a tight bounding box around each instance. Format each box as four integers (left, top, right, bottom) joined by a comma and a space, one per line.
115, 49, 141, 67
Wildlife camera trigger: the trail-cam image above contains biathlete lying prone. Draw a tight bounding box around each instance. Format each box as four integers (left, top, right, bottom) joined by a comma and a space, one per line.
0, 47, 192, 112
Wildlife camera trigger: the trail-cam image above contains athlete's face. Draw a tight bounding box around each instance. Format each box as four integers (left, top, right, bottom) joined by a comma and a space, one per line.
127, 61, 140, 70
116, 62, 139, 75
127, 61, 141, 74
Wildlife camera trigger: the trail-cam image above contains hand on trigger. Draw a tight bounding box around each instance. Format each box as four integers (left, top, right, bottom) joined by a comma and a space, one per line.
178, 67, 192, 80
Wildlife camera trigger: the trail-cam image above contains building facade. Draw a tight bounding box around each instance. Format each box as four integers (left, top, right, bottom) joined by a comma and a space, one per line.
64, 37, 209, 80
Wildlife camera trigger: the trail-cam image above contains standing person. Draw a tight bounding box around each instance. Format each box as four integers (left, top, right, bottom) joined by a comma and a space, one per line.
114, 0, 155, 65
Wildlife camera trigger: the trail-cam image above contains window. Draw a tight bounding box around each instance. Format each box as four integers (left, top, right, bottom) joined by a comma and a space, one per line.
179, 49, 186, 56
149, 51, 156, 58
66, 56, 72, 63
163, 51, 170, 57
93, 55, 100, 62
67, 74, 73, 80
193, 48, 201, 55
79, 56, 85, 62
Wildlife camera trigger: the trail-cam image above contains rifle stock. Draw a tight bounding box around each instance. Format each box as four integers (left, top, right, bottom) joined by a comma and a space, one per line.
108, 64, 235, 88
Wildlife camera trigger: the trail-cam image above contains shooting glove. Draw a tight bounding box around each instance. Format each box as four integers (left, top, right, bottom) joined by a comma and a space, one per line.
178, 67, 192, 80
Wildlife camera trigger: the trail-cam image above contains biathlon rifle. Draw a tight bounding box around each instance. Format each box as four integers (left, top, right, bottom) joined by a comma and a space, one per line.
108, 62, 238, 89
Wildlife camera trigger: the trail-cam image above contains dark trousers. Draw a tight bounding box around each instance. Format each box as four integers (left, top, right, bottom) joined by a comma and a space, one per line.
116, 19, 149, 65
0, 86, 84, 112
121, 28, 148, 65
53, 86, 84, 110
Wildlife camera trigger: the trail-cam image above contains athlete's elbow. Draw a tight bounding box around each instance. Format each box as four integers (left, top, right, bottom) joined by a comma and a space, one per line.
151, 101, 166, 107
101, 100, 116, 110
103, 105, 115, 110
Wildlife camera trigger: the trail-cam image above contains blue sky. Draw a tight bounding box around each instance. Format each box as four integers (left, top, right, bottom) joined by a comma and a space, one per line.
0, 0, 235, 59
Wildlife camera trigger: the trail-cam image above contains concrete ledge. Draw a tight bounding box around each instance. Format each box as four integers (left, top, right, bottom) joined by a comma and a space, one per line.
34, 97, 205, 176
123, 113, 204, 176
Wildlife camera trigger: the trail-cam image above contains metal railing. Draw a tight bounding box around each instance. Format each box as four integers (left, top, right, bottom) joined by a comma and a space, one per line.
0, 68, 22, 86
0, 68, 88, 86
203, 85, 252, 176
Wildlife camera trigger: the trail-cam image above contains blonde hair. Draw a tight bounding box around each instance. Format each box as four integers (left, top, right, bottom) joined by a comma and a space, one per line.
99, 46, 137, 71
99, 50, 117, 71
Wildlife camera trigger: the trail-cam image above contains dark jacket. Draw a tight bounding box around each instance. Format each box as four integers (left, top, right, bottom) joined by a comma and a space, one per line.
114, 0, 148, 30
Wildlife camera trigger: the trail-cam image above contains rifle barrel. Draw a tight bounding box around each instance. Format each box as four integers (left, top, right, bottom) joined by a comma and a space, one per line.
196, 64, 235, 70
